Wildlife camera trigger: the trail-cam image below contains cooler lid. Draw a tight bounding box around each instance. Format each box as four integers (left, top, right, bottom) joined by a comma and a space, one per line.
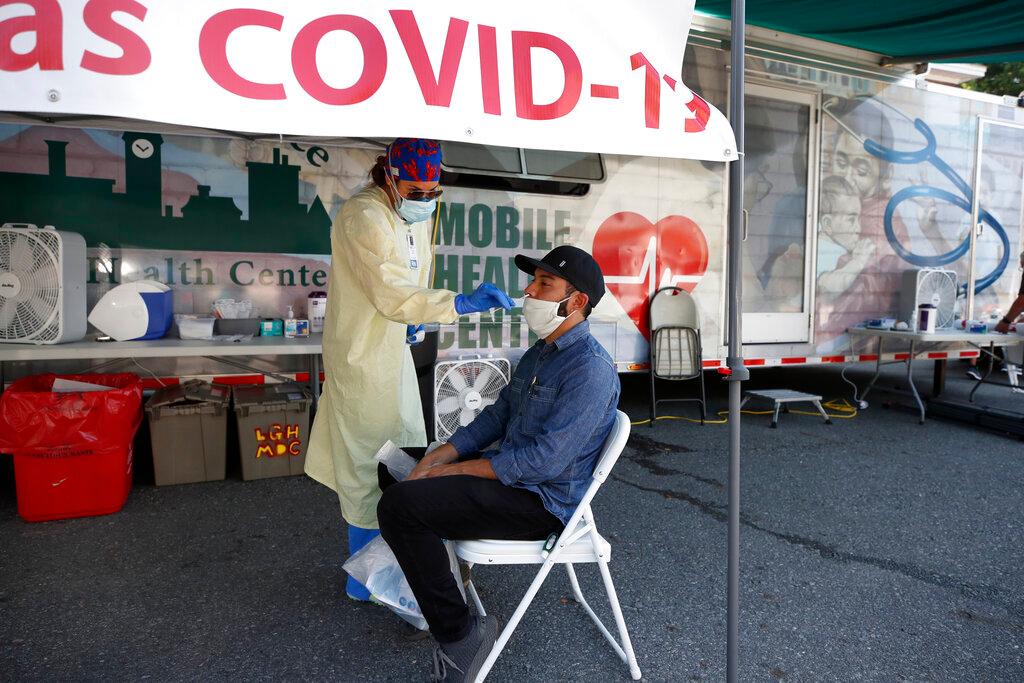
232, 382, 311, 406
147, 380, 230, 408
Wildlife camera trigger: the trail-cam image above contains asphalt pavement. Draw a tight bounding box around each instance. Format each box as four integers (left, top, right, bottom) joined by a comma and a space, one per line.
1, 361, 1022, 681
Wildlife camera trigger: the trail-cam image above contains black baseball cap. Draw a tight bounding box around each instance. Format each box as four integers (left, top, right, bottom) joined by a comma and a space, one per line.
514, 245, 605, 307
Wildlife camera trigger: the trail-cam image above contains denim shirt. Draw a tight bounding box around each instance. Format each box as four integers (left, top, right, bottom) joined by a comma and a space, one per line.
448, 320, 620, 525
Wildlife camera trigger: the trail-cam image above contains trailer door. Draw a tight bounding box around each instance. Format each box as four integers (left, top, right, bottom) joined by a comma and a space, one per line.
739, 83, 820, 343
966, 117, 1024, 320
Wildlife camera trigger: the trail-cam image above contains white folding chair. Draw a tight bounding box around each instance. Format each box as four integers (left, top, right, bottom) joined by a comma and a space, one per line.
454, 411, 641, 682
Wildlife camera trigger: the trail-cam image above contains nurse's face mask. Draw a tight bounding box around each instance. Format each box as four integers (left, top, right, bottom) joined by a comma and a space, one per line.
386, 169, 442, 224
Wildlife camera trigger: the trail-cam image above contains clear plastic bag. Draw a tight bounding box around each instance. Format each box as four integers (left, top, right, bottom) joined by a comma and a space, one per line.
373, 440, 444, 481
342, 535, 464, 632
373, 441, 419, 481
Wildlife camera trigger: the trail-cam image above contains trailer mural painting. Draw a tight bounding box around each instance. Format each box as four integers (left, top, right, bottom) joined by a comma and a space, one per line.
810, 94, 1023, 354
432, 155, 725, 365
711, 49, 1024, 360
0, 46, 1022, 377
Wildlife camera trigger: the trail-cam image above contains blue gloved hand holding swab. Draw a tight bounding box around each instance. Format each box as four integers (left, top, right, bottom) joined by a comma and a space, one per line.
454, 283, 516, 315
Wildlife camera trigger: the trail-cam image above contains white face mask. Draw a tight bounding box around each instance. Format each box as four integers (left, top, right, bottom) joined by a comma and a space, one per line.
523, 295, 571, 338
385, 167, 436, 224
396, 196, 436, 224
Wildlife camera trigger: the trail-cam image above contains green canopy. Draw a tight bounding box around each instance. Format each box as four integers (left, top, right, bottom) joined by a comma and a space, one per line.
696, 1, 1024, 63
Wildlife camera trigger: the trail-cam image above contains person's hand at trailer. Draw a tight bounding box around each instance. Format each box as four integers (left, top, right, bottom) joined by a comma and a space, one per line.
995, 251, 1024, 334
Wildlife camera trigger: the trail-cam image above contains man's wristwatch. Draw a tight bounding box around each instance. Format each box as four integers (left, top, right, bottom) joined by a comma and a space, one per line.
1001, 316, 1013, 326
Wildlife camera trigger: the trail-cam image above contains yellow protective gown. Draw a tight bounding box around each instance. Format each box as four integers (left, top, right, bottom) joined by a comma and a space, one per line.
305, 185, 459, 528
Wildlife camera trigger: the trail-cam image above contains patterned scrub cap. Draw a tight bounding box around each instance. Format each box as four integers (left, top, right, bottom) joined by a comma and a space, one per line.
387, 138, 442, 182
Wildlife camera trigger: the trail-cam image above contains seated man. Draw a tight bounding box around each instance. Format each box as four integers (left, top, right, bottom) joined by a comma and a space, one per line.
377, 245, 620, 682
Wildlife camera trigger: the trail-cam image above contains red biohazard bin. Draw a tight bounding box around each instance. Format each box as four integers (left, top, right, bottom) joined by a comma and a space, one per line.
0, 373, 143, 522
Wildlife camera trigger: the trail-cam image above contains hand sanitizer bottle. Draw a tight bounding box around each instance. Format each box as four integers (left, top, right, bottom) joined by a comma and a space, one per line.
284, 305, 298, 339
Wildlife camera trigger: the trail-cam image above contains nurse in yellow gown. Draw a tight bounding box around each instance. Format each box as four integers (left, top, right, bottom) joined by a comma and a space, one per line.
305, 138, 514, 600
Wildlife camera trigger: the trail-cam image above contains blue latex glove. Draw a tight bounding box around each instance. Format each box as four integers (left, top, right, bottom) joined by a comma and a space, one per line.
406, 324, 424, 345
454, 283, 516, 315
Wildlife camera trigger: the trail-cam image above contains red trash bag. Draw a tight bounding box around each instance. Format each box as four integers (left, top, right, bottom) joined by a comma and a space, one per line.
0, 373, 143, 522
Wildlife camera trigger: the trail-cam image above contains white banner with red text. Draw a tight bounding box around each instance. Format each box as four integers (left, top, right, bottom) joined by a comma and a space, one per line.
0, 0, 735, 160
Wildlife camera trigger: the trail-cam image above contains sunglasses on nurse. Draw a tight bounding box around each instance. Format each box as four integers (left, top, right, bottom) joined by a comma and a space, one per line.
399, 186, 444, 201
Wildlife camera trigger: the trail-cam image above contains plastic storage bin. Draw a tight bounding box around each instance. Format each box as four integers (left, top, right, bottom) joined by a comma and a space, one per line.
146, 380, 230, 486
233, 383, 312, 480
175, 315, 215, 339
0, 373, 143, 522
213, 319, 261, 336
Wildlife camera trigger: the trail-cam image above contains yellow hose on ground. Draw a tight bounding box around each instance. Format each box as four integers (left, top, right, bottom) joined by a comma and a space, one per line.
630, 398, 858, 426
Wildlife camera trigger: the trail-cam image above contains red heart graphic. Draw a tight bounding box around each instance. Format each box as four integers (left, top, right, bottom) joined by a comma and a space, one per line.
592, 212, 709, 339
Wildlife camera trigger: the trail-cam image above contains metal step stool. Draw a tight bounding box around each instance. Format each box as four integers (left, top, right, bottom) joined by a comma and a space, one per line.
741, 389, 831, 428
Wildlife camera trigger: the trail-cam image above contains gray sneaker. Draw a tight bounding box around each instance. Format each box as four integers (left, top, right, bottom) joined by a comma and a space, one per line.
429, 615, 499, 682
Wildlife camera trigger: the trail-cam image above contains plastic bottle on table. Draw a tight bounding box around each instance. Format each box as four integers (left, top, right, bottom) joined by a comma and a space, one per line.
308, 291, 327, 334
285, 305, 298, 339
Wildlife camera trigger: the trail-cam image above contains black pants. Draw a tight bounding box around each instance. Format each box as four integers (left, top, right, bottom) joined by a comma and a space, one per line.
975, 346, 1006, 373
377, 453, 562, 643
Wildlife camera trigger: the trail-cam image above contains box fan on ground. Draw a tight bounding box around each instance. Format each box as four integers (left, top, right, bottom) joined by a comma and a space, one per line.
433, 358, 511, 442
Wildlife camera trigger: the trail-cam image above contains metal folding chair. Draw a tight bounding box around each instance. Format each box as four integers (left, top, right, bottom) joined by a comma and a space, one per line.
648, 286, 707, 425
453, 411, 641, 682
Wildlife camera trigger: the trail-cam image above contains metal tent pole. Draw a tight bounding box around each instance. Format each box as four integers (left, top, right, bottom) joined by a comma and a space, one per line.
966, 117, 985, 319
726, 1, 749, 681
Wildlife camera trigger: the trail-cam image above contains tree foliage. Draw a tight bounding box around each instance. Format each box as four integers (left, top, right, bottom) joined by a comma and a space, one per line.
961, 63, 1024, 97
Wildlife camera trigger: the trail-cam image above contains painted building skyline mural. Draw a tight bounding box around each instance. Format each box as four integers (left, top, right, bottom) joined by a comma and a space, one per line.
0, 123, 384, 323
0, 131, 332, 254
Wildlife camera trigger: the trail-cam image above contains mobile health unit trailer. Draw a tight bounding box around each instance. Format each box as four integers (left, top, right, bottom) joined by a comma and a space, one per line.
429, 14, 1024, 374
1, 10, 1021, 383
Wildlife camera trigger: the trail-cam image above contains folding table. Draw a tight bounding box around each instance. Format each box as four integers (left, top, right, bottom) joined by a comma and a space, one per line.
846, 327, 1022, 424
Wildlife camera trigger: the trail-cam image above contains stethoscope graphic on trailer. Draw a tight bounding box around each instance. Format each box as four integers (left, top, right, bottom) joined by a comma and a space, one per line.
822, 96, 1010, 295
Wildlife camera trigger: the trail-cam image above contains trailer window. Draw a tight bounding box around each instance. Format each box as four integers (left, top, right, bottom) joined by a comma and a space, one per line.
441, 142, 523, 174
441, 142, 604, 195
522, 149, 604, 180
